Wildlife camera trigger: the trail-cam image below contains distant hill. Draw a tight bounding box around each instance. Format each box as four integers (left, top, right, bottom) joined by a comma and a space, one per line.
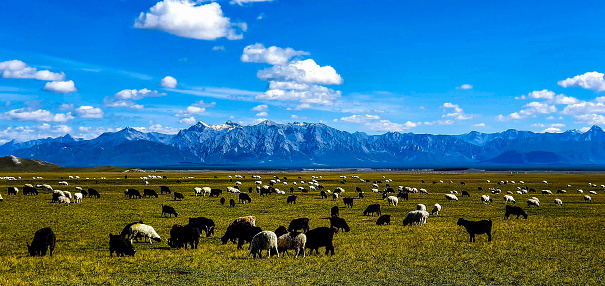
0, 155, 64, 172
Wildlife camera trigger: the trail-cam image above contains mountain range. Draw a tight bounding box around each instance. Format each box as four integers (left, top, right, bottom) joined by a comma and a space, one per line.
1, 120, 605, 169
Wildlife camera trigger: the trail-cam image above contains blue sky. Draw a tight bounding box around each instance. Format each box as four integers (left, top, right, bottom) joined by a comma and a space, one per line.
1, 0, 605, 143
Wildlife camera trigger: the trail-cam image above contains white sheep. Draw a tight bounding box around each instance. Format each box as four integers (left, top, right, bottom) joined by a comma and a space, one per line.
58, 181, 68, 186
419, 188, 428, 194
542, 190, 553, 195
554, 198, 563, 207
402, 210, 430, 226
332, 193, 339, 201
334, 187, 345, 194
385, 196, 398, 207
53, 190, 65, 197
527, 198, 540, 208
450, 190, 458, 194
0, 193, 3, 202
277, 232, 307, 258
236, 181, 242, 186
128, 223, 161, 244
481, 195, 492, 204
74, 193, 83, 203
202, 187, 211, 197
503, 195, 516, 204
63, 191, 72, 200
250, 231, 279, 258
416, 204, 427, 211
194, 187, 202, 196
445, 194, 459, 202
255, 181, 262, 185
431, 203, 441, 215
372, 188, 379, 193
584, 195, 592, 203
58, 196, 70, 206
589, 190, 597, 195
577, 189, 584, 194
227, 187, 240, 193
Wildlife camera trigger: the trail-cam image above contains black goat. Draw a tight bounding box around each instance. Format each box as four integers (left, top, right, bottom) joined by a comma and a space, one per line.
239, 193, 252, 204
126, 189, 142, 199
162, 205, 178, 217
87, 188, 100, 198
363, 204, 381, 216
143, 189, 158, 198
109, 234, 136, 257
330, 206, 339, 218
189, 217, 215, 237
27, 227, 55, 256
167, 224, 200, 249
229, 199, 236, 207
305, 227, 337, 256
221, 224, 262, 249
457, 218, 492, 242
174, 192, 184, 201
160, 186, 171, 194
505, 205, 528, 219
376, 215, 391, 225
288, 218, 310, 233
343, 197, 354, 208
287, 195, 297, 204
320, 191, 327, 199
329, 217, 350, 233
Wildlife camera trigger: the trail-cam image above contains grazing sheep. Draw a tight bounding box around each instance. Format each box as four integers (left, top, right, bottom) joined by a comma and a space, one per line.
554, 198, 563, 207
161, 205, 178, 217
62, 190, 72, 200
277, 232, 307, 258
450, 190, 458, 194
23, 185, 38, 195
589, 190, 597, 195
194, 187, 202, 196
343, 197, 354, 208
8, 187, 18, 195
167, 224, 201, 249
419, 188, 428, 194
188, 217, 215, 237
557, 190, 567, 194
363, 204, 382, 216
385, 196, 398, 207
457, 218, 492, 242
210, 189, 223, 197
329, 217, 351, 232
160, 186, 171, 194
402, 210, 429, 226
126, 223, 161, 244
445, 194, 459, 202
332, 193, 339, 201
584, 195, 592, 203
239, 193, 252, 204
230, 216, 257, 227
174, 192, 184, 201
481, 195, 493, 204
577, 189, 584, 194
397, 192, 409, 201
126, 189, 142, 199
505, 205, 528, 219
330, 206, 339, 218
221, 224, 263, 249
416, 204, 427, 212
288, 218, 310, 233
58, 196, 70, 206
461, 191, 470, 197
87, 188, 100, 198
527, 198, 540, 208
143, 189, 158, 198
305, 227, 337, 256
287, 195, 297, 204
109, 234, 136, 257
74, 193, 82, 203
249, 231, 279, 258
542, 190, 553, 195
503, 195, 516, 204
376, 215, 391, 225
431, 203, 442, 216
27, 227, 56, 256
220, 197, 226, 205
0, 193, 2, 202
320, 191, 327, 199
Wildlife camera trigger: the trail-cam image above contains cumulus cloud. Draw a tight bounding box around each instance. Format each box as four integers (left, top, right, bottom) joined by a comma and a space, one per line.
0, 60, 65, 81
497, 102, 557, 121
134, 1, 246, 40
558, 71, 605, 92
527, 89, 555, 100
179, 116, 197, 124
543, 127, 562, 133
257, 81, 342, 106
573, 114, 605, 125
175, 100, 215, 118
258, 59, 343, 85
241, 43, 309, 66
255, 111, 268, 117
0, 124, 74, 143
42, 80, 77, 93
3, 108, 74, 123
442, 103, 474, 120
456, 84, 473, 90
230, 0, 273, 5
212, 45, 225, 51
339, 113, 418, 132
340, 114, 380, 123
105, 88, 166, 109
74, 106, 104, 118
473, 123, 486, 127
160, 76, 177, 88
251, 104, 268, 111
59, 103, 74, 110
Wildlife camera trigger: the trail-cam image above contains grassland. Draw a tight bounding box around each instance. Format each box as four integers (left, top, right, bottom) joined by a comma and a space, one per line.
0, 171, 604, 285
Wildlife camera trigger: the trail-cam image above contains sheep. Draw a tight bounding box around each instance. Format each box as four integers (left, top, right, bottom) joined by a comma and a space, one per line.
332, 193, 339, 201
330, 206, 339, 218
221, 224, 262, 249
554, 198, 563, 207
431, 203, 442, 215
210, 188, 223, 197
125, 223, 161, 244
527, 198, 540, 208
249, 231, 279, 258
58, 196, 70, 206
188, 217, 215, 237
589, 190, 597, 195
160, 186, 171, 194
8, 187, 18, 195
74, 193, 82, 203
161, 205, 178, 217
402, 210, 429, 226
23, 185, 38, 195
230, 216, 257, 227
229, 199, 236, 207
397, 192, 409, 201
287, 195, 297, 204
416, 204, 427, 211
329, 216, 351, 232
461, 190, 470, 197
87, 188, 100, 198
288, 218, 310, 233
445, 194, 459, 202
143, 189, 158, 198
363, 204, 381, 216
109, 234, 136, 257
167, 224, 201, 249
305, 227, 337, 256
239, 193, 252, 204
220, 197, 226, 205
385, 196, 398, 207
194, 187, 202, 196
584, 195, 592, 203
450, 190, 458, 194
320, 191, 327, 199
577, 189, 584, 194
126, 189, 142, 199
343, 197, 354, 208
59, 181, 68, 186
376, 215, 391, 225
457, 218, 492, 242
505, 205, 528, 219
481, 195, 493, 204
174, 192, 184, 200
503, 195, 516, 204
0, 193, 2, 202
419, 188, 428, 194
27, 227, 56, 256
277, 232, 307, 258
542, 190, 553, 195
557, 190, 567, 194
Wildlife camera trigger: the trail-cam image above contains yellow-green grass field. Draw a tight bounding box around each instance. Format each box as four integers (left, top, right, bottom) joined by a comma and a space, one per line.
0, 171, 604, 285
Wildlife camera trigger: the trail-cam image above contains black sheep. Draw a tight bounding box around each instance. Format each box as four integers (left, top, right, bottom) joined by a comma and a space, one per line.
305, 227, 337, 256
330, 206, 339, 218
329, 216, 351, 233
210, 188, 223, 197
461, 190, 470, 197
188, 217, 215, 237
221, 224, 262, 249
81, 189, 88, 197
287, 195, 297, 204
24, 186, 38, 195
160, 186, 171, 194
376, 215, 391, 225
27, 227, 55, 256
274, 226, 288, 238
167, 224, 201, 249
127, 189, 142, 199
320, 191, 327, 199
120, 220, 143, 240
143, 189, 158, 198
239, 193, 252, 204
87, 188, 100, 198
162, 205, 178, 217
457, 218, 492, 242
363, 204, 381, 216
358, 192, 364, 199
505, 205, 528, 219
229, 199, 236, 207
288, 218, 310, 233
397, 192, 408, 201
343, 197, 354, 208
8, 187, 18, 195
220, 197, 226, 205
355, 187, 362, 193
174, 192, 184, 201
109, 234, 136, 257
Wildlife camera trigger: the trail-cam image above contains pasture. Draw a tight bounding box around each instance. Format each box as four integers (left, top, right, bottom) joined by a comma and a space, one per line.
0, 171, 604, 285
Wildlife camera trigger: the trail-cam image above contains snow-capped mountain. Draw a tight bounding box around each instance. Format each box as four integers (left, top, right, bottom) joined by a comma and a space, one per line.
2, 121, 605, 168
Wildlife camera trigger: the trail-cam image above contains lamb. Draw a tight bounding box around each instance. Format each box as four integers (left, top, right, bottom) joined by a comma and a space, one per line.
330, 206, 339, 218
161, 205, 178, 217
363, 204, 381, 216
188, 217, 215, 237
329, 216, 351, 232
376, 215, 391, 225
288, 218, 310, 233
143, 189, 158, 198
527, 198, 540, 208
277, 232, 307, 258
239, 193, 252, 204
416, 204, 427, 212
431, 203, 442, 216
402, 210, 429, 226
554, 198, 563, 207
481, 195, 493, 204
174, 192, 184, 200
249, 231, 279, 258
584, 195, 592, 203
385, 196, 398, 207
74, 193, 83, 203
27, 227, 56, 256
124, 223, 161, 244
445, 194, 459, 202
167, 224, 201, 249
287, 195, 297, 204
305, 227, 337, 256
109, 234, 136, 257
505, 205, 528, 219
457, 218, 492, 242
343, 197, 354, 208
503, 195, 516, 204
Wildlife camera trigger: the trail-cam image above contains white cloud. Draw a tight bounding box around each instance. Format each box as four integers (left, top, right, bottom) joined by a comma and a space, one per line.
558, 71, 605, 92
255, 111, 268, 117
551, 94, 579, 105
364, 120, 419, 132
179, 116, 197, 124
256, 13, 265, 20
212, 45, 225, 51
251, 104, 268, 111
550, 123, 566, 128
74, 106, 104, 118
258, 59, 343, 85
456, 84, 473, 90
294, 103, 312, 110
3, 108, 74, 123
149, 124, 180, 134
573, 114, 605, 125
175, 100, 215, 118
59, 103, 74, 110
76, 126, 118, 140
134, 1, 246, 40
543, 127, 562, 133
105, 88, 166, 109
442, 103, 474, 120
527, 89, 555, 100
241, 43, 309, 66
532, 123, 546, 127
498, 102, 557, 121
340, 114, 380, 123
257, 82, 342, 106
230, 0, 273, 5
473, 123, 486, 127
0, 60, 65, 81
0, 124, 74, 143
291, 115, 298, 119
424, 120, 455, 126
562, 101, 605, 115
252, 118, 268, 124
42, 80, 77, 93
160, 76, 177, 88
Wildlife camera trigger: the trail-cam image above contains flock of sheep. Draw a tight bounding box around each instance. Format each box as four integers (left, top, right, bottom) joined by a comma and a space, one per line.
4, 173, 600, 258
